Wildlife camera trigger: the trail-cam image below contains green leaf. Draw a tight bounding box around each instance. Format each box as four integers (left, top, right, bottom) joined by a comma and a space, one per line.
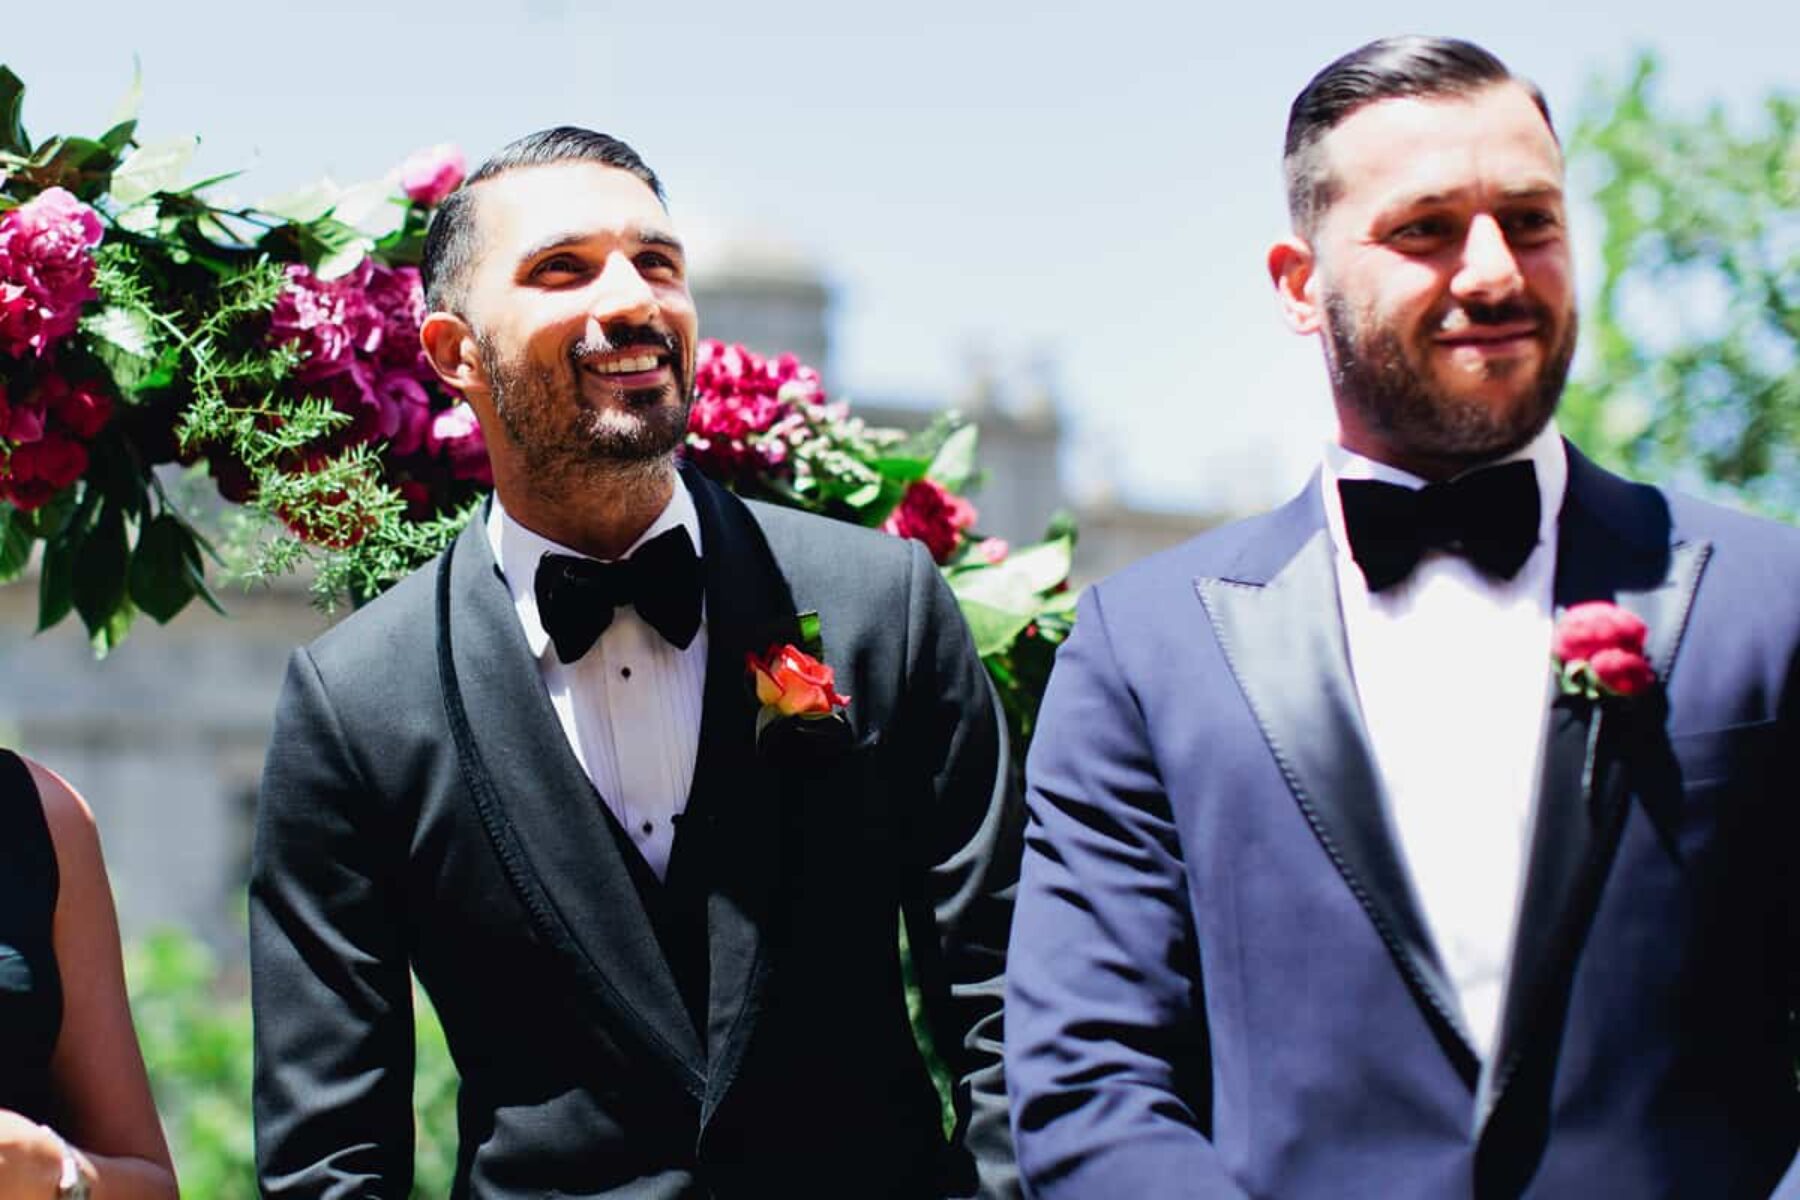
108, 59, 143, 129
0, 507, 32, 582
37, 534, 75, 632
98, 118, 138, 157
72, 504, 129, 636
129, 513, 198, 623
954, 595, 1034, 658
89, 600, 134, 658
18, 487, 78, 540
925, 424, 979, 492
110, 135, 198, 207
83, 304, 157, 361
949, 535, 1073, 601
0, 65, 28, 156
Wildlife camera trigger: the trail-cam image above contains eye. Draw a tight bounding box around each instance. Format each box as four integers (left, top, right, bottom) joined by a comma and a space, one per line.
634, 250, 681, 278
1387, 215, 1457, 249
1502, 208, 1562, 244
529, 252, 589, 283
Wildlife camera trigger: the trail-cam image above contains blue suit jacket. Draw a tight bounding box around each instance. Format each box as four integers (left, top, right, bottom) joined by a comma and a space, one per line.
1007, 447, 1800, 1198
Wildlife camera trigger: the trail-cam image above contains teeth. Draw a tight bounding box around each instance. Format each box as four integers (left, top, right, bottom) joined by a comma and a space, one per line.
585, 354, 660, 375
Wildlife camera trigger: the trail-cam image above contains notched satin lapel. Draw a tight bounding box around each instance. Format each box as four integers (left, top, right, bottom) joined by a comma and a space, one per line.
1476, 463, 1710, 1175
1199, 530, 1482, 1083
436, 517, 707, 1091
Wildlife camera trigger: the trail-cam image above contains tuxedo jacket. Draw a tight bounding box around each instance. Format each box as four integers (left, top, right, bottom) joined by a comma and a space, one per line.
1007, 446, 1800, 1199
251, 465, 1021, 1199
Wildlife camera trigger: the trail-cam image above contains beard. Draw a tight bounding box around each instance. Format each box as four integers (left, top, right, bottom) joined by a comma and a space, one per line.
476, 323, 693, 486
1323, 290, 1576, 470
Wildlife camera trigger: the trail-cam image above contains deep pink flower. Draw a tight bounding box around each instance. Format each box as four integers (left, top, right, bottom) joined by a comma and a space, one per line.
0, 383, 45, 444
372, 370, 435, 455
4, 430, 89, 508
38, 375, 113, 440
1589, 647, 1656, 697
364, 263, 431, 373
1553, 601, 1654, 701
399, 144, 466, 208
0, 187, 104, 358
882, 478, 978, 565
1552, 601, 1648, 664
426, 402, 492, 485
685, 340, 824, 481
270, 262, 383, 382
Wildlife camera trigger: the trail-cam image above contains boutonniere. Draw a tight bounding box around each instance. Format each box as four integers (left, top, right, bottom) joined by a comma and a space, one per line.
1553, 601, 1655, 701
745, 611, 853, 757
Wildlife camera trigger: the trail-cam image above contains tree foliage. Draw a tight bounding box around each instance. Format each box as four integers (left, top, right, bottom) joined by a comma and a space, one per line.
1562, 53, 1800, 516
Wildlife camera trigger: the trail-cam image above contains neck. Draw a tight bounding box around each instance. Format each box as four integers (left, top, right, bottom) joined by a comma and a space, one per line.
496, 457, 680, 560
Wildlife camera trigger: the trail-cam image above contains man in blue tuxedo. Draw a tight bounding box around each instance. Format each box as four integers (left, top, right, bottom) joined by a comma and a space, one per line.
1006, 36, 1800, 1199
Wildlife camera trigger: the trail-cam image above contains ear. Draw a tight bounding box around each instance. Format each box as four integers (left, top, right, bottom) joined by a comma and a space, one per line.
1268, 235, 1323, 335
420, 311, 485, 398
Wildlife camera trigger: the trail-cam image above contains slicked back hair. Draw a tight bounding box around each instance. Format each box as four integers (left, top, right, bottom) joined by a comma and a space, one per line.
421, 126, 666, 314
1283, 36, 1554, 237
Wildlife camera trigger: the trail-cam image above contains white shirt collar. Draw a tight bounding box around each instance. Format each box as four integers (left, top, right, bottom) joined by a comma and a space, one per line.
486, 479, 705, 661
1319, 420, 1569, 569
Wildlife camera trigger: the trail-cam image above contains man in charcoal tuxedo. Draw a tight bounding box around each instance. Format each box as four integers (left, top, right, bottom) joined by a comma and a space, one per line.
1006, 37, 1800, 1199
250, 128, 1020, 1199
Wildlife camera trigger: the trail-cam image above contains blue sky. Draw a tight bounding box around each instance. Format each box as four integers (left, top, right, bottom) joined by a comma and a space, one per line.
7, 1, 1796, 513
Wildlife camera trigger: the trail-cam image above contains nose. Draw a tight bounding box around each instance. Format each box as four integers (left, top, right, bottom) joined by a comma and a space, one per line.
1451, 214, 1524, 302
588, 251, 658, 328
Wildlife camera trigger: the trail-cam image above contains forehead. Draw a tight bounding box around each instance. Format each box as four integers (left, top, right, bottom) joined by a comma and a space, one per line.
468, 160, 672, 260
1318, 83, 1563, 218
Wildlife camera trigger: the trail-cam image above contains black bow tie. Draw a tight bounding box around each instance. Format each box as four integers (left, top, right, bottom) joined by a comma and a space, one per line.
1337, 459, 1541, 593
533, 526, 703, 663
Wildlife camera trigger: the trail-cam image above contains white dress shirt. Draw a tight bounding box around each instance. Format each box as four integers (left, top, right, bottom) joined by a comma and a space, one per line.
487, 486, 708, 881
1319, 423, 1568, 1058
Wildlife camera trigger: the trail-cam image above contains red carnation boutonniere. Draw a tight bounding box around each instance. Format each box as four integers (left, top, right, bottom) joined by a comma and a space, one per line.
745, 619, 853, 757
1553, 601, 1655, 701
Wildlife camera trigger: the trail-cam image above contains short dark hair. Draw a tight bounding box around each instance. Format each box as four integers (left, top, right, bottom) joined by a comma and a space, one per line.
421, 126, 666, 313
1283, 36, 1554, 236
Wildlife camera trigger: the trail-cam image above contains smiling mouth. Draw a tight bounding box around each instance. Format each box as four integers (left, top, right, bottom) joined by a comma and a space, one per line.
579, 351, 670, 377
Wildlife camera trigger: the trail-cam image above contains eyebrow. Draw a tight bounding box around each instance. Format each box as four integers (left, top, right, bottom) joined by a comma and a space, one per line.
1386, 181, 1565, 212
515, 226, 687, 267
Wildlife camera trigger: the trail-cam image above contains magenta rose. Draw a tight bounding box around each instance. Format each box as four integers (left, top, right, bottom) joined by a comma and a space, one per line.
270, 262, 383, 382
0, 382, 45, 443
399, 144, 467, 208
4, 430, 89, 509
881, 478, 978, 565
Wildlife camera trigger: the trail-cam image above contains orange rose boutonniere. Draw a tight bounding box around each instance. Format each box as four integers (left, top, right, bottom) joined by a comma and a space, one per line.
746, 634, 853, 757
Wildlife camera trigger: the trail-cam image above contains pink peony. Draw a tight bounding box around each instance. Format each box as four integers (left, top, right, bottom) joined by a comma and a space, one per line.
270, 262, 384, 382
426, 402, 493, 485
882, 478, 978, 565
976, 537, 1010, 565
0, 187, 105, 358
363, 263, 431, 373
399, 144, 466, 208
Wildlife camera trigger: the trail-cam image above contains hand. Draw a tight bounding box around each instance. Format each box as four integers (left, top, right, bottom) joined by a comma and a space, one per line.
0, 1111, 62, 1199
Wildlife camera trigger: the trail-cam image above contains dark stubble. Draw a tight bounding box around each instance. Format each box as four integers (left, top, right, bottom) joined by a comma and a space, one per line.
477, 324, 693, 490
1323, 291, 1577, 470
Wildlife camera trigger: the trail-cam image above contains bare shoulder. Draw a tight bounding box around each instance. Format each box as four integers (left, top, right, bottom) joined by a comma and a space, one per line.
19, 756, 103, 871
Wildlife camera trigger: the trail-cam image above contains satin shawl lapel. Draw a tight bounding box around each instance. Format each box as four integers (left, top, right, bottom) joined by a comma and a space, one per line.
436, 511, 707, 1094
1477, 449, 1709, 1165
666, 466, 800, 1125
1197, 481, 1482, 1084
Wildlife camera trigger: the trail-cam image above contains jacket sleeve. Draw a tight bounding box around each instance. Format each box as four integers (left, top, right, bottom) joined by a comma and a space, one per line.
894, 538, 1024, 1200
1005, 587, 1249, 1199
250, 647, 416, 1197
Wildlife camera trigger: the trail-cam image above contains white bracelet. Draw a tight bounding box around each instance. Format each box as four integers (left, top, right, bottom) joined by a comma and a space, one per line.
35, 1126, 89, 1200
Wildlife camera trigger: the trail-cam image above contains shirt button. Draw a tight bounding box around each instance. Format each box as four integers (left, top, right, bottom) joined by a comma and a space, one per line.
641, 820, 654, 835
620, 666, 633, 679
